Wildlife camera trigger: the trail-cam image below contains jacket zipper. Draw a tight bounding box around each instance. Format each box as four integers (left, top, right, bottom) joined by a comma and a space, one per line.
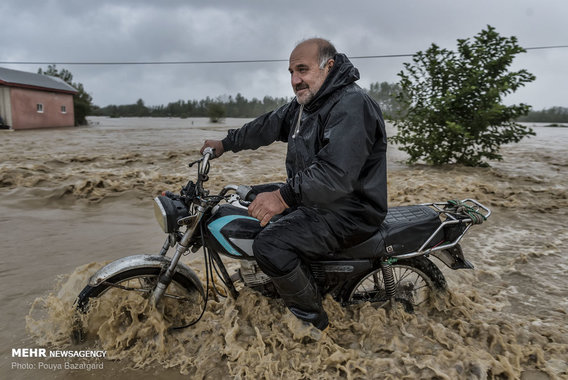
292, 104, 304, 139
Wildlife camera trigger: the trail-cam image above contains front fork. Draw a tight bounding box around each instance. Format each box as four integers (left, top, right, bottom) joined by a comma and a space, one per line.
158, 236, 173, 256
152, 208, 205, 305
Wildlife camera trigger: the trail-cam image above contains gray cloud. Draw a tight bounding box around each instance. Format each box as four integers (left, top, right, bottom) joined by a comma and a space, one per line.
1, 0, 566, 109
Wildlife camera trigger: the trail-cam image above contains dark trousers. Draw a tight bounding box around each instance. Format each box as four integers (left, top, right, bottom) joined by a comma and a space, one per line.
249, 185, 376, 329
253, 206, 343, 330
249, 182, 375, 276
252, 206, 350, 277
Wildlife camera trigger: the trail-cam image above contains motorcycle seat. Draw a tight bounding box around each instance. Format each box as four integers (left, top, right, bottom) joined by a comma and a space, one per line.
379, 205, 443, 256
334, 232, 385, 259
332, 205, 443, 260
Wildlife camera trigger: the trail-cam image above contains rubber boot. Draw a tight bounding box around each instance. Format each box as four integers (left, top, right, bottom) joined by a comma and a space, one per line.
270, 263, 329, 330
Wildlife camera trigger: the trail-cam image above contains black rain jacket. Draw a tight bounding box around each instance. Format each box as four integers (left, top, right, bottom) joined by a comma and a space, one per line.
222, 54, 387, 237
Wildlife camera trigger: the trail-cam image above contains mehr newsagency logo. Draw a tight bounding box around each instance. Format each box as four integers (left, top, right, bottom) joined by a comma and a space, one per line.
11, 348, 106, 371
12, 348, 106, 358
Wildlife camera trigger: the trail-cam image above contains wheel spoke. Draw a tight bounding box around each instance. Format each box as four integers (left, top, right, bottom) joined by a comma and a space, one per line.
394, 267, 412, 283
411, 273, 423, 289
102, 281, 151, 293
162, 293, 194, 301
372, 272, 381, 290
410, 284, 427, 292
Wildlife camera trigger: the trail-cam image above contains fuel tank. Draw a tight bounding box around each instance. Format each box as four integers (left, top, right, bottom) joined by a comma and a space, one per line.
205, 204, 261, 259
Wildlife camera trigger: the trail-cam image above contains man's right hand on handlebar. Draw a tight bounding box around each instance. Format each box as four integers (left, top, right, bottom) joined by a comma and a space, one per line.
200, 140, 225, 158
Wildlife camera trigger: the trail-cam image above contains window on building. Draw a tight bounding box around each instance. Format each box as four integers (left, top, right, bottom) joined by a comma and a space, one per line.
37, 103, 44, 113
61, 105, 67, 114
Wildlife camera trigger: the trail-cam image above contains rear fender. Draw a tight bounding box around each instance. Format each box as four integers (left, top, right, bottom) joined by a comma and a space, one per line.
430, 244, 474, 270
88, 254, 204, 296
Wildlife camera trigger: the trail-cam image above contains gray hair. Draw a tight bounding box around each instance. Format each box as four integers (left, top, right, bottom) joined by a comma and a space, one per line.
317, 39, 337, 68
295, 38, 337, 69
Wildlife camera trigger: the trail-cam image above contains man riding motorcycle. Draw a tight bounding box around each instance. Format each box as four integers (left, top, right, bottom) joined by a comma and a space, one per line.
200, 38, 387, 330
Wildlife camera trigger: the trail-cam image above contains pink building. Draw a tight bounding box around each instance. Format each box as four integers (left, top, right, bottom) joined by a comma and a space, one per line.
0, 67, 77, 130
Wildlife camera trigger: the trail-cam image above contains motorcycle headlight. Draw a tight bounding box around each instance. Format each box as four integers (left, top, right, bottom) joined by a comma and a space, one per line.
153, 195, 190, 233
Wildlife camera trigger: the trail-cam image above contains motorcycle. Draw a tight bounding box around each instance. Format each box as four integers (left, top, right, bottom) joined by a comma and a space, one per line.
74, 147, 491, 338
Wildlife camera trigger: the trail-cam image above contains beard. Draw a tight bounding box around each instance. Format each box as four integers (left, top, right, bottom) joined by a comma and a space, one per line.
296, 91, 316, 105
294, 84, 316, 105
293, 68, 327, 105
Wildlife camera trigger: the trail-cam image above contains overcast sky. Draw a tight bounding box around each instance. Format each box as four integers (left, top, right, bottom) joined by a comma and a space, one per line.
1, 0, 567, 110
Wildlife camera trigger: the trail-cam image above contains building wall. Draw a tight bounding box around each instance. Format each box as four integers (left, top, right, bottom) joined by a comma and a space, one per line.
10, 87, 75, 130
0, 86, 12, 126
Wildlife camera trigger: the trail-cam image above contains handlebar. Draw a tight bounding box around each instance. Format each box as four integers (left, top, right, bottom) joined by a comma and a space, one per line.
186, 148, 218, 194
189, 147, 216, 171
201, 147, 215, 170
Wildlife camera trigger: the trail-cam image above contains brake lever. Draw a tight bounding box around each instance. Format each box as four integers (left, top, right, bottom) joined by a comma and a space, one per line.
239, 200, 252, 207
188, 157, 202, 168
190, 147, 216, 168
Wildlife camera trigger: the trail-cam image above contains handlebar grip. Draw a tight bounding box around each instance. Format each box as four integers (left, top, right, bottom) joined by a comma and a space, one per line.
236, 185, 255, 201
202, 147, 216, 158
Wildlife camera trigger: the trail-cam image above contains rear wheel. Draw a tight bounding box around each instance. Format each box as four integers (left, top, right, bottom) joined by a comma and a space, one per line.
342, 257, 446, 311
76, 267, 204, 332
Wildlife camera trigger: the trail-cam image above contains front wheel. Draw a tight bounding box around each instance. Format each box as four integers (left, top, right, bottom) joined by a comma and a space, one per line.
76, 266, 205, 333
341, 256, 447, 311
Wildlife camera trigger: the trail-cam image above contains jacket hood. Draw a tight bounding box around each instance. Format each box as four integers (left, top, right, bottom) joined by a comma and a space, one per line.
304, 53, 360, 111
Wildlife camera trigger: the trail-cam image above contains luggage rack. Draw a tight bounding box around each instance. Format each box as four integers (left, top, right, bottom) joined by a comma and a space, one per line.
392, 199, 491, 260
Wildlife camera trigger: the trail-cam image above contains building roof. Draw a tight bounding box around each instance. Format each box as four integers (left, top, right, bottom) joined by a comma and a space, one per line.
0, 67, 77, 94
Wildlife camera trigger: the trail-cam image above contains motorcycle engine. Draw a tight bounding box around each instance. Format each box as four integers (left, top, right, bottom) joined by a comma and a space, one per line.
237, 261, 278, 298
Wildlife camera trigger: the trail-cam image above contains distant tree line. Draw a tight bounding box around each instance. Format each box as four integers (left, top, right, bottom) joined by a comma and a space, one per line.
90, 94, 291, 121
88, 82, 566, 125
517, 106, 568, 123
88, 82, 407, 121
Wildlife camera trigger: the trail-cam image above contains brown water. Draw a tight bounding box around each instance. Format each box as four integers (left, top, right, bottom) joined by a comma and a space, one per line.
1, 118, 566, 379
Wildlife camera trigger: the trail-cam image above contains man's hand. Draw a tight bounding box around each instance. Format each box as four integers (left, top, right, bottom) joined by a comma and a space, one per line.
248, 190, 289, 227
200, 140, 225, 158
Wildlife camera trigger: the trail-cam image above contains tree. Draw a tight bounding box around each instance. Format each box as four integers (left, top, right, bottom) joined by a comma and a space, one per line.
134, 98, 150, 116
38, 65, 93, 125
391, 25, 536, 166
207, 102, 226, 123
367, 82, 406, 119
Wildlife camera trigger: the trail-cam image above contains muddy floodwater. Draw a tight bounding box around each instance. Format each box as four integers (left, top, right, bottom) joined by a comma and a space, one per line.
1, 117, 566, 379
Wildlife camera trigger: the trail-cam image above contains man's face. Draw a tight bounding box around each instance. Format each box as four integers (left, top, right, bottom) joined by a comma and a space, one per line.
289, 42, 332, 105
